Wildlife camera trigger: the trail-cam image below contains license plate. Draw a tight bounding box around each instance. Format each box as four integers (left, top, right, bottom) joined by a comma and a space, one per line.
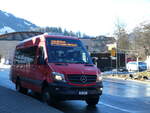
79, 91, 88, 95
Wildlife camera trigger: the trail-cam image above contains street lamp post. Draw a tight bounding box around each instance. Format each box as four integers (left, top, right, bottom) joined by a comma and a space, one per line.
136, 54, 139, 73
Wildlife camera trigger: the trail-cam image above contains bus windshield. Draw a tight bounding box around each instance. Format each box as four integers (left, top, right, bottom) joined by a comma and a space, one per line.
46, 38, 93, 64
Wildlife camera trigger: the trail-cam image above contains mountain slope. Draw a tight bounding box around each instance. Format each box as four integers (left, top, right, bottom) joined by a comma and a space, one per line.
0, 10, 37, 34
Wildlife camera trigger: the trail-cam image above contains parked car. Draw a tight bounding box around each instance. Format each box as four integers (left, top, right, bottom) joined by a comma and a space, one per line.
126, 61, 147, 72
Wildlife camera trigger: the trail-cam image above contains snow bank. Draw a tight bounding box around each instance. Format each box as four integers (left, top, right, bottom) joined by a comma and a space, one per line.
0, 64, 11, 69
0, 67, 15, 90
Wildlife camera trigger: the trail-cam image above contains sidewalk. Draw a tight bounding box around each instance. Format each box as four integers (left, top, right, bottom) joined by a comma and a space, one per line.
0, 86, 62, 113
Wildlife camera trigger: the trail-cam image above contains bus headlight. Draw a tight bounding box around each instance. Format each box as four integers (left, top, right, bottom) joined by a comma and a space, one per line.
96, 74, 102, 82
52, 72, 65, 82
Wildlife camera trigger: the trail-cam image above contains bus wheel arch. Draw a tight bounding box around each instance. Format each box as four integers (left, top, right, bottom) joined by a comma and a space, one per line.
16, 77, 28, 94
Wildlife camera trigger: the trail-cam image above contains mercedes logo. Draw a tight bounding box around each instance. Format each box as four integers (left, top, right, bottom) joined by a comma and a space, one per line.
80, 75, 87, 83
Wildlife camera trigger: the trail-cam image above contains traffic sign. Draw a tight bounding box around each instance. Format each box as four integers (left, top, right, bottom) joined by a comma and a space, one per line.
111, 49, 116, 56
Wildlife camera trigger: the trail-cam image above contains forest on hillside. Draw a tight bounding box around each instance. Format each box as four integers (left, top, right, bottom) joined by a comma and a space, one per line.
32, 27, 92, 38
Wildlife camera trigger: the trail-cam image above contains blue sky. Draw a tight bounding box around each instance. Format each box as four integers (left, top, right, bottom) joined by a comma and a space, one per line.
1, 0, 150, 36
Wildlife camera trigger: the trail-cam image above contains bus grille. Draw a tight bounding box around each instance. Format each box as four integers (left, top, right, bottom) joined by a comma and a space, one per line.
67, 74, 97, 84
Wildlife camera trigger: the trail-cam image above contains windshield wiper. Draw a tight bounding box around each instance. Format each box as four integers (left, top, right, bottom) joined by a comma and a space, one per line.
73, 61, 88, 64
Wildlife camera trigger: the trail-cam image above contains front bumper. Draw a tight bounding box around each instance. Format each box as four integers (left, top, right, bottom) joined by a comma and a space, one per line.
48, 82, 103, 100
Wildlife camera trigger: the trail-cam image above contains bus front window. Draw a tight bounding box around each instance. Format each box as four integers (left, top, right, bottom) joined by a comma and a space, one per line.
46, 38, 92, 64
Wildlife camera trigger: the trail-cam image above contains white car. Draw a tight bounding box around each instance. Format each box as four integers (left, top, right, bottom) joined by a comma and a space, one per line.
126, 61, 147, 72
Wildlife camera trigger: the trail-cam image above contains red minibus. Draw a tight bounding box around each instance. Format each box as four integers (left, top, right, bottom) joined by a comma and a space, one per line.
10, 33, 103, 106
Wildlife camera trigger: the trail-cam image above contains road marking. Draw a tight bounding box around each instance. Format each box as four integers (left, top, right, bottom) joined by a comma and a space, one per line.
99, 102, 134, 113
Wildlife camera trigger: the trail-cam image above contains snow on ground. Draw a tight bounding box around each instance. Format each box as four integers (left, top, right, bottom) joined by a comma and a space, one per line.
0, 64, 11, 69
0, 65, 15, 90
102, 71, 130, 75
4, 12, 10, 17
24, 21, 31, 26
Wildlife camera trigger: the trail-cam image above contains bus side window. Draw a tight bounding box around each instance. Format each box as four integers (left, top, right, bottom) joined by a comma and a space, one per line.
13, 50, 19, 64
37, 47, 46, 65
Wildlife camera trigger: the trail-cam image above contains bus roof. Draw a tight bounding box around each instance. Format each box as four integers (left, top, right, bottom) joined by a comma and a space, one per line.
17, 33, 79, 47
44, 33, 78, 40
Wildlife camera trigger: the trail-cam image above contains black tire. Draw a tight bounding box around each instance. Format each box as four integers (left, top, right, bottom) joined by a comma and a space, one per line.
85, 96, 100, 106
42, 87, 55, 105
16, 80, 28, 94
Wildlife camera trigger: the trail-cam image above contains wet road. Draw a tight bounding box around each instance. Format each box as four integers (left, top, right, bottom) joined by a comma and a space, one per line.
1, 68, 150, 113
51, 78, 150, 113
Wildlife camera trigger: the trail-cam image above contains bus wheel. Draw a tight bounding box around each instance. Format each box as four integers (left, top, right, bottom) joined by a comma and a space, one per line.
42, 87, 54, 105
85, 96, 100, 106
16, 80, 28, 94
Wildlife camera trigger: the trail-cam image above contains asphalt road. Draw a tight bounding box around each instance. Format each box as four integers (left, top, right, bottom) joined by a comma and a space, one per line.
1, 68, 150, 113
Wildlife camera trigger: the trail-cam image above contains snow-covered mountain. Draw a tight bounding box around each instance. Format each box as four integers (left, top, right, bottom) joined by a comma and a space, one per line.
0, 10, 38, 34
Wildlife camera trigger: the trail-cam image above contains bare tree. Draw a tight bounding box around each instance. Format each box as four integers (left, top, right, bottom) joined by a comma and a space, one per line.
131, 21, 150, 60
114, 19, 130, 52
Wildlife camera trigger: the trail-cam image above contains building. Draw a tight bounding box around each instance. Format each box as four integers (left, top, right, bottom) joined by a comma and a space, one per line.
80, 36, 116, 53
0, 32, 43, 61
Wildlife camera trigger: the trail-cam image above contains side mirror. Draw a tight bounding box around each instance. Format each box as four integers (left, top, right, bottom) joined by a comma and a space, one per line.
37, 56, 46, 65
92, 57, 98, 65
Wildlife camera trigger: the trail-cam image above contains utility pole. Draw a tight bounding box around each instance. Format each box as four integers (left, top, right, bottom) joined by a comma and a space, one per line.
116, 42, 118, 73
136, 54, 139, 72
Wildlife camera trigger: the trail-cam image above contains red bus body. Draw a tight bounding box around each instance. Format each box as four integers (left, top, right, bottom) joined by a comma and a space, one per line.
10, 34, 103, 105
